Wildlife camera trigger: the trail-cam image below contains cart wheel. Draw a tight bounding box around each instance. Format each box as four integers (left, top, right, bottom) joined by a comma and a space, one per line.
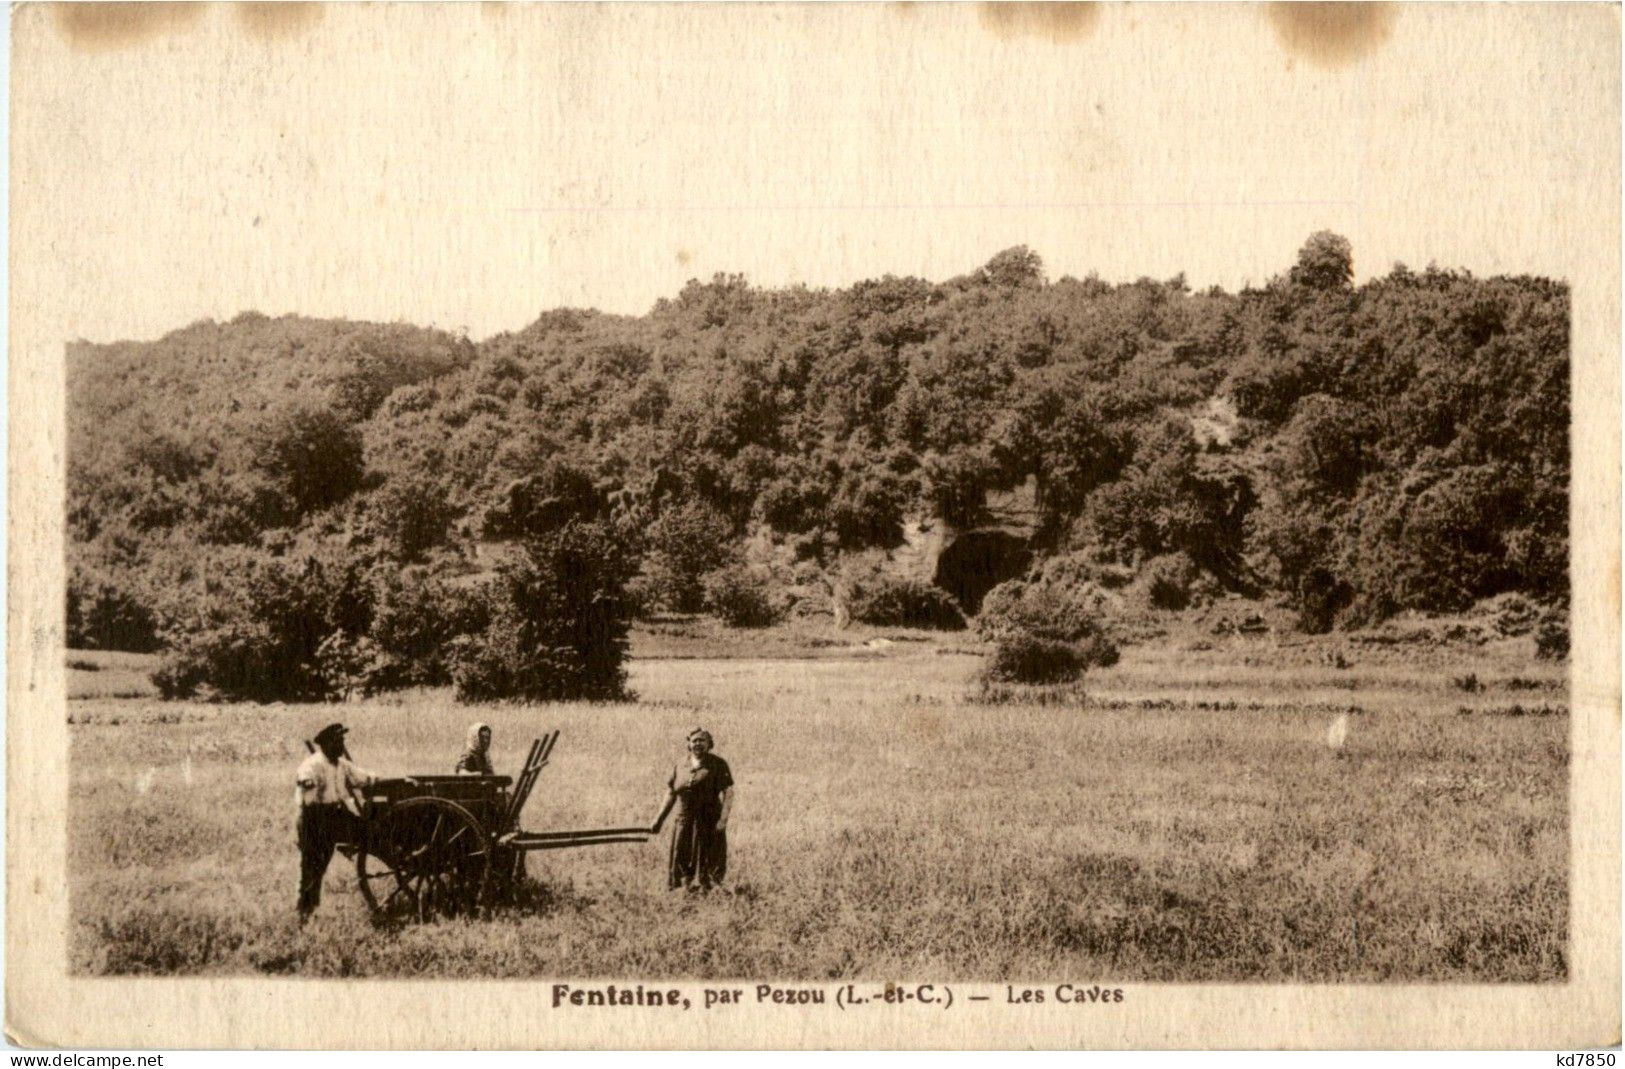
356, 797, 491, 922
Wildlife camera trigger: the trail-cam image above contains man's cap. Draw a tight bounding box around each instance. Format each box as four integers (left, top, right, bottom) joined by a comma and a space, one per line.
313, 723, 348, 747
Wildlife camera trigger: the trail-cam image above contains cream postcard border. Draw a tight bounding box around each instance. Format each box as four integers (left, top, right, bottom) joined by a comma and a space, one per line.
7, 2, 1619, 1049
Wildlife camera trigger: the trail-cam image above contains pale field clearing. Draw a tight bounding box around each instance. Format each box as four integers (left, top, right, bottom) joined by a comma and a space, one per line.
66, 624, 1567, 980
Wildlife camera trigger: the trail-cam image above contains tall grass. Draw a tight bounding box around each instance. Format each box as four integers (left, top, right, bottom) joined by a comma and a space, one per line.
68, 630, 1567, 980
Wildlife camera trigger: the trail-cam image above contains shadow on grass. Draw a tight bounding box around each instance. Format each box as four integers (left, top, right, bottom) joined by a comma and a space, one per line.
496, 874, 595, 918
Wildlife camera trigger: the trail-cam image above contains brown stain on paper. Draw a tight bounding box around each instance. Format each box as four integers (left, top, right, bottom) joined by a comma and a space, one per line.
1267, 3, 1396, 68
53, 2, 203, 51
52, 2, 323, 51
235, 3, 324, 41
977, 3, 1101, 44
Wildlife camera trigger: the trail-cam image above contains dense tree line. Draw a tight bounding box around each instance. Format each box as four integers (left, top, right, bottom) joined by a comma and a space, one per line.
66, 234, 1569, 695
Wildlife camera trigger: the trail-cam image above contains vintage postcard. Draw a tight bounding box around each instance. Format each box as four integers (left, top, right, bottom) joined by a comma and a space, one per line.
7, 1, 1620, 1050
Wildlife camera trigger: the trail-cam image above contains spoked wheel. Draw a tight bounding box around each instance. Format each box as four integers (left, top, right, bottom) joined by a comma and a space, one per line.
356, 797, 491, 922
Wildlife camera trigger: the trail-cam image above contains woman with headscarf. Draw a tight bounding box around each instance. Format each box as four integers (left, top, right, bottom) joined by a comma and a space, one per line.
650, 728, 734, 891
455, 722, 494, 775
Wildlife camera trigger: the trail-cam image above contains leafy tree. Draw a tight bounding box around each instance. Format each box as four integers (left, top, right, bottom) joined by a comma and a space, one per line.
978, 246, 1046, 289
702, 564, 784, 628
67, 560, 160, 652
1290, 231, 1354, 291
843, 571, 965, 630
247, 401, 365, 519
826, 464, 910, 549
481, 461, 603, 541
447, 520, 634, 702
366, 567, 486, 688
1085, 419, 1253, 574
365, 472, 459, 562
920, 449, 993, 528
642, 500, 738, 612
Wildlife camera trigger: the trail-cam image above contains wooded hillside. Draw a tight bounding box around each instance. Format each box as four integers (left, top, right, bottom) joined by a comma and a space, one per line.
67, 233, 1569, 688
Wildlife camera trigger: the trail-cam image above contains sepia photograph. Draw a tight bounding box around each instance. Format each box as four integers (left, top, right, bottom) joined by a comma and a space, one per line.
8, 0, 1620, 1051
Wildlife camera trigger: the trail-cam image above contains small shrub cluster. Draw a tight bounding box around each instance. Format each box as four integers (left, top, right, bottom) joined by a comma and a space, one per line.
1141, 553, 1198, 611
1294, 568, 1355, 634
1074, 632, 1122, 669
365, 569, 487, 689
976, 574, 1120, 686
984, 634, 1084, 684
620, 572, 663, 620
148, 546, 485, 701
68, 563, 161, 653
148, 517, 633, 704
1488, 593, 1540, 637
313, 632, 389, 701
701, 564, 784, 628
150, 547, 370, 702
845, 571, 965, 630
1533, 610, 1569, 660
977, 576, 1115, 649
1452, 673, 1482, 694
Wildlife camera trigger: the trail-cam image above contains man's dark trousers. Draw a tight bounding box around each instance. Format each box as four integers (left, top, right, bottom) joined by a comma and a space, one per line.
297, 803, 365, 917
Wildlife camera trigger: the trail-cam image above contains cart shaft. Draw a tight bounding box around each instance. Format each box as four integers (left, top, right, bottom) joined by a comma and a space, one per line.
520, 836, 651, 850
507, 828, 651, 851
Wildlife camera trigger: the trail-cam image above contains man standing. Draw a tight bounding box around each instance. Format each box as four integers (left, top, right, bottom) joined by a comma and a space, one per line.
295, 723, 376, 921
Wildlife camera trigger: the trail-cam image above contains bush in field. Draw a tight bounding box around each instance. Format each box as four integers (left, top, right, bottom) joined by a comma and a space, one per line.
982, 633, 1084, 685
702, 564, 783, 628
1294, 567, 1355, 634
68, 563, 160, 652
364, 472, 459, 562
620, 572, 663, 620
1142, 552, 1198, 610
481, 462, 604, 542
845, 570, 965, 630
1534, 610, 1569, 660
150, 546, 371, 702
977, 576, 1113, 646
448, 521, 634, 702
977, 574, 1121, 683
365, 568, 486, 688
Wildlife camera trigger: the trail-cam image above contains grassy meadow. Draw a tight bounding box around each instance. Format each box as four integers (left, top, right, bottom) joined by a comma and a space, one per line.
68, 619, 1568, 981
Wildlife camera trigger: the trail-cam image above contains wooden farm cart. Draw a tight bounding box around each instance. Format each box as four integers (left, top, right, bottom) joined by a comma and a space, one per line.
351, 731, 651, 921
